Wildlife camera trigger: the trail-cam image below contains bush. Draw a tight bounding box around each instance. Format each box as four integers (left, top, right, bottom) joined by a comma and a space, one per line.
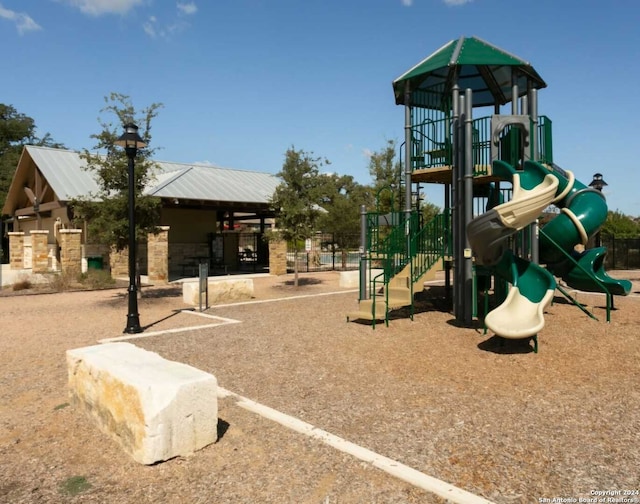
12, 277, 33, 291
79, 270, 116, 289
47, 272, 74, 292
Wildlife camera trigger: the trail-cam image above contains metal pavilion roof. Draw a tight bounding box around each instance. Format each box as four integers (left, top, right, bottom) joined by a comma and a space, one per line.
3, 145, 279, 214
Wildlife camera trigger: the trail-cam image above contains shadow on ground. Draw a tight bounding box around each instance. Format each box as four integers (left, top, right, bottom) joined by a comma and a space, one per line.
216, 419, 230, 442
279, 277, 323, 287
108, 286, 183, 300
478, 335, 535, 354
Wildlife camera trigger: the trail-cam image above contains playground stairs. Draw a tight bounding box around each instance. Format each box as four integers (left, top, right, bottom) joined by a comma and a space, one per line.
347, 255, 442, 324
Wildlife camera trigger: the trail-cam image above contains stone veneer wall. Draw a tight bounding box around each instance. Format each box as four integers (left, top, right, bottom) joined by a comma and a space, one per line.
59, 229, 82, 277
147, 227, 169, 283
109, 247, 129, 278
30, 230, 50, 273
268, 239, 287, 276
8, 232, 24, 270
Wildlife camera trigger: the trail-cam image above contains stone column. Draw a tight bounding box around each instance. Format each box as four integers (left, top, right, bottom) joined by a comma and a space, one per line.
147, 226, 170, 284
31, 230, 50, 273
59, 229, 82, 277
268, 239, 287, 276
8, 232, 25, 270
109, 247, 129, 278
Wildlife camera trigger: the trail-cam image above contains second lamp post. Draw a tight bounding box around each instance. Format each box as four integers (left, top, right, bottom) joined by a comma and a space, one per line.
115, 122, 147, 334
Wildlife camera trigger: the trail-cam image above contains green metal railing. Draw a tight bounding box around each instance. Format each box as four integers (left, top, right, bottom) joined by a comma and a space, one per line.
366, 211, 401, 256
472, 116, 491, 175
410, 117, 452, 169
410, 212, 448, 285
539, 227, 611, 322
537, 115, 553, 164
368, 211, 414, 326
365, 212, 448, 326
407, 113, 554, 172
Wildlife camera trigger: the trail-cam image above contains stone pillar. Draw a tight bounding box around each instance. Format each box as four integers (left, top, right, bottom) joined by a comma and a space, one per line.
59, 229, 82, 277
268, 239, 287, 276
147, 226, 169, 284
109, 247, 129, 278
31, 230, 50, 273
8, 232, 25, 270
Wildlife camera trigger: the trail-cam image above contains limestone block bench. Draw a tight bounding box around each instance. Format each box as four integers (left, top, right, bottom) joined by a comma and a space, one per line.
339, 269, 383, 288
66, 342, 218, 465
182, 277, 254, 306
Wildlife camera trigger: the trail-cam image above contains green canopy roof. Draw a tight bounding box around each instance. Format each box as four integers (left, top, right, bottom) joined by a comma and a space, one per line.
393, 36, 547, 109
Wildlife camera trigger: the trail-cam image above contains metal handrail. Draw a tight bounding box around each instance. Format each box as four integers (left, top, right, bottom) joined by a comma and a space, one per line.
539, 228, 611, 322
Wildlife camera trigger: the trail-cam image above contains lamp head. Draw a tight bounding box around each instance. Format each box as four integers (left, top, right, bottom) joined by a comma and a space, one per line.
115, 123, 147, 150
589, 172, 608, 191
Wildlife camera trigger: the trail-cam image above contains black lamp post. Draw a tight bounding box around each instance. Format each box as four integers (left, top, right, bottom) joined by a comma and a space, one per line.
115, 123, 147, 334
589, 172, 608, 192
589, 172, 608, 247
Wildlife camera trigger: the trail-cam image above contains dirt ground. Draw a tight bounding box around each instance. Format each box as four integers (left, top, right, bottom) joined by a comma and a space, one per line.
1, 270, 639, 503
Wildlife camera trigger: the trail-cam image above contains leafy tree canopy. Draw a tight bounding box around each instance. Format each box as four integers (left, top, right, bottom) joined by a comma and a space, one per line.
317, 173, 372, 261
0, 104, 63, 214
368, 139, 403, 213
601, 210, 640, 238
269, 147, 328, 286
71, 93, 163, 251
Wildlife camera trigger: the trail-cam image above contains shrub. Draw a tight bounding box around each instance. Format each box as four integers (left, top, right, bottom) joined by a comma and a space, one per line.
47, 272, 74, 292
81, 269, 116, 289
12, 277, 33, 291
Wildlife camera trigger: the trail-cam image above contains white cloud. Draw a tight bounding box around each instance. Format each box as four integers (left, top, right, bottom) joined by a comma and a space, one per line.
143, 15, 190, 39
362, 148, 374, 159
61, 0, 145, 16
401, 0, 413, 6
143, 15, 157, 38
177, 2, 197, 15
443, 0, 473, 6
0, 3, 42, 34
143, 3, 195, 39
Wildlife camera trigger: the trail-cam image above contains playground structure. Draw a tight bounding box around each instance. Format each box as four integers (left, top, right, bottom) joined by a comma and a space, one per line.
347, 36, 632, 346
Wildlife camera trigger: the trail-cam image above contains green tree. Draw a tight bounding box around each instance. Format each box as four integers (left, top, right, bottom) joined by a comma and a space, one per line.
316, 173, 372, 268
420, 200, 441, 224
71, 93, 163, 251
269, 147, 326, 287
368, 139, 403, 213
0, 104, 63, 214
601, 210, 640, 238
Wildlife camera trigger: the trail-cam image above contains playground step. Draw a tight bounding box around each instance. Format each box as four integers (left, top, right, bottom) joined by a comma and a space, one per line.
346, 294, 409, 322
346, 260, 442, 325
346, 299, 387, 322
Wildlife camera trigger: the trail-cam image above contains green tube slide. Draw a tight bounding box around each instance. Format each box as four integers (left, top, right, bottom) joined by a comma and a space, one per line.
467, 158, 631, 341
493, 249, 556, 305
537, 163, 632, 296
467, 160, 558, 338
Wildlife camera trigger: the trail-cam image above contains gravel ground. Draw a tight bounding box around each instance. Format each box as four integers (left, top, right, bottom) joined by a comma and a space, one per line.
1, 270, 639, 504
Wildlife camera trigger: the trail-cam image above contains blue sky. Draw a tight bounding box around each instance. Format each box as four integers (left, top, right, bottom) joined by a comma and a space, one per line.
2, 0, 639, 215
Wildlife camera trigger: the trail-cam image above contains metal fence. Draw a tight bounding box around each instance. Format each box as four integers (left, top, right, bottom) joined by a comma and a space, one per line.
602, 236, 640, 270
286, 233, 360, 273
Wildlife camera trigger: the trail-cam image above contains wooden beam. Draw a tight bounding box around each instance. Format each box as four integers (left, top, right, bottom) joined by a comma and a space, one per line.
15, 201, 63, 216
24, 186, 37, 204
39, 183, 49, 201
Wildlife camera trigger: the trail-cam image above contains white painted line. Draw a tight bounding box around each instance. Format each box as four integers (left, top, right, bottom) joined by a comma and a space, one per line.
212, 289, 359, 308
180, 310, 240, 324
98, 313, 241, 344
218, 387, 494, 504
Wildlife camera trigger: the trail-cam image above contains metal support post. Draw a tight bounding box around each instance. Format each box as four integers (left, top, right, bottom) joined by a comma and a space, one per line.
359, 204, 368, 300
404, 89, 413, 260
463, 88, 474, 325
451, 85, 460, 319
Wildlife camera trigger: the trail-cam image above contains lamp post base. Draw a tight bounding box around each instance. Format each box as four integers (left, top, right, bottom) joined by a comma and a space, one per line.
124, 313, 143, 334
